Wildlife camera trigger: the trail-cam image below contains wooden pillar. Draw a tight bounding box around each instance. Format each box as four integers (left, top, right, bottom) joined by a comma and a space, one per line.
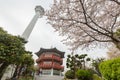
51, 68, 53, 76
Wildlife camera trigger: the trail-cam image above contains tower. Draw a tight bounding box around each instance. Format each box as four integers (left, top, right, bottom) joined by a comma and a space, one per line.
36, 48, 64, 77
21, 6, 44, 41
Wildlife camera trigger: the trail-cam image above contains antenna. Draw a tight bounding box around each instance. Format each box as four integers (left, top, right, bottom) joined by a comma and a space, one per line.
21, 5, 44, 41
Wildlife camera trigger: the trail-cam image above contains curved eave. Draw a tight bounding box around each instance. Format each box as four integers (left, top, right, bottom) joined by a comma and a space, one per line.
35, 48, 65, 58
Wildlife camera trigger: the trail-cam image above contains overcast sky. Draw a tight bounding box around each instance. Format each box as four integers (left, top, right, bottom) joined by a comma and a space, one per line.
0, 0, 108, 67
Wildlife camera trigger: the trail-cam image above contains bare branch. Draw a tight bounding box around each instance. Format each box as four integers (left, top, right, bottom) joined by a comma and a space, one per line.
110, 0, 120, 5
78, 0, 112, 38
86, 14, 111, 34
77, 26, 112, 42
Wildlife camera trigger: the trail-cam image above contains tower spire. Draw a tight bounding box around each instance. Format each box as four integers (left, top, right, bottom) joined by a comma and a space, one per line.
22, 6, 44, 41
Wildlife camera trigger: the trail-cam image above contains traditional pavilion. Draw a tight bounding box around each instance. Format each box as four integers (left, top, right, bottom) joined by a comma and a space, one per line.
35, 48, 65, 76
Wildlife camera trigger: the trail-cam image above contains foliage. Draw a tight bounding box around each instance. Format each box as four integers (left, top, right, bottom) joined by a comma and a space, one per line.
20, 53, 34, 76
0, 27, 27, 64
92, 58, 104, 76
114, 28, 120, 38
12, 51, 34, 79
76, 69, 92, 80
18, 76, 33, 80
0, 27, 34, 79
0, 27, 33, 65
22, 53, 34, 66
34, 65, 39, 71
65, 70, 75, 79
99, 57, 120, 80
66, 54, 90, 70
46, 0, 120, 50
23, 57, 34, 76
66, 54, 90, 79
93, 74, 102, 80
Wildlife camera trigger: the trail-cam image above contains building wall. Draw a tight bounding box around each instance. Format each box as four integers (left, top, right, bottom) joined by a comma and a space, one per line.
37, 51, 64, 76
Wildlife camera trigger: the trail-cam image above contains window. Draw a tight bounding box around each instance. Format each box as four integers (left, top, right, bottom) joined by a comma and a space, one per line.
44, 61, 52, 64
42, 69, 51, 75
53, 70, 60, 75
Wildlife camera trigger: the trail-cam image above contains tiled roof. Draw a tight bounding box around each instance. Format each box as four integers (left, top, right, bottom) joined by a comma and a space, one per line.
35, 48, 65, 58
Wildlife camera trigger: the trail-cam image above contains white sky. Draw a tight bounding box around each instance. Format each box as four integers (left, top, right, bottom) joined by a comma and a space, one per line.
0, 0, 108, 69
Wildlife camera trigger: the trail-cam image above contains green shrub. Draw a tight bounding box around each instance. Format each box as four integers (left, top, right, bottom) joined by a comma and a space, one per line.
93, 74, 102, 80
65, 70, 75, 79
99, 57, 120, 80
76, 69, 92, 80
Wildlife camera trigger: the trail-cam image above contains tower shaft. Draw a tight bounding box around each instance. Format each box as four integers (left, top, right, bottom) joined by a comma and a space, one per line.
22, 13, 39, 41
21, 6, 44, 41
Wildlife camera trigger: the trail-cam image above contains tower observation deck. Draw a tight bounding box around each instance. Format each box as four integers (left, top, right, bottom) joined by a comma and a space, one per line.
21, 6, 44, 41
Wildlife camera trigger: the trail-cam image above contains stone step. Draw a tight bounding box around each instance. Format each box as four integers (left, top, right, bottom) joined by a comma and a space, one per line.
34, 75, 64, 80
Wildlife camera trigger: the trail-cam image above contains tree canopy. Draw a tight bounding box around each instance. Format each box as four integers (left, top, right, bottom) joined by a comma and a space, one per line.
76, 69, 92, 80
66, 54, 90, 70
0, 27, 34, 79
0, 27, 27, 64
46, 0, 120, 50
99, 57, 120, 80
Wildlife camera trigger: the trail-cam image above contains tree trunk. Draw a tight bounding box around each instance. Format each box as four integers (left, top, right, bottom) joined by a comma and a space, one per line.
113, 41, 120, 50
12, 65, 19, 78
17, 65, 24, 78
12, 65, 23, 79
116, 43, 120, 50
0, 62, 9, 79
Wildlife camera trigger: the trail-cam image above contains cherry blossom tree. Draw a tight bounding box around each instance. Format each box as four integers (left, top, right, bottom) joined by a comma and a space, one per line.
46, 0, 120, 50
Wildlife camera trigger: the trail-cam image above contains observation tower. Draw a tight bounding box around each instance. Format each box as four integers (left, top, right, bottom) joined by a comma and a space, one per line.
21, 6, 44, 41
